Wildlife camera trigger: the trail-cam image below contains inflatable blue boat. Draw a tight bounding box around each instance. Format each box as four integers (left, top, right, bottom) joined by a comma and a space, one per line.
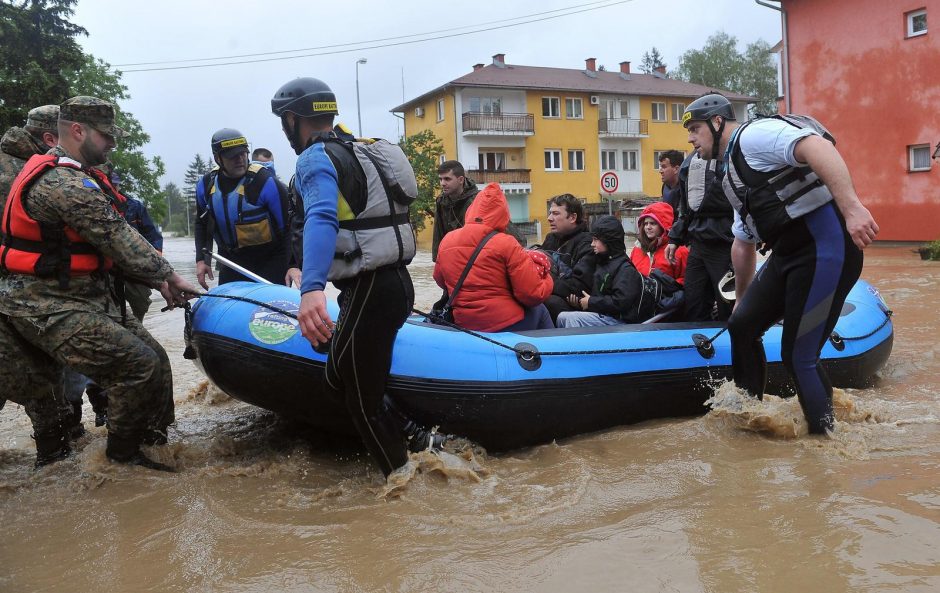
185, 280, 893, 451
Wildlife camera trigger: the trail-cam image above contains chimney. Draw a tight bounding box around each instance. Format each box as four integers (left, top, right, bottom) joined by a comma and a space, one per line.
654, 65, 667, 76
585, 57, 596, 72
620, 61, 631, 74
473, 63, 484, 71
492, 53, 506, 68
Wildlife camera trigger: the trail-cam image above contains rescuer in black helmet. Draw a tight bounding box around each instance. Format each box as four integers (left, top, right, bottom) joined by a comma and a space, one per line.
681, 93, 737, 162
194, 127, 290, 288
270, 76, 446, 477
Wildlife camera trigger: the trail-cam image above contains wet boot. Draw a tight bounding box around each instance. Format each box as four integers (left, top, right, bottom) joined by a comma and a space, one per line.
140, 427, 168, 446
382, 395, 450, 453
106, 432, 175, 472
87, 383, 108, 427
33, 430, 71, 468
65, 400, 86, 440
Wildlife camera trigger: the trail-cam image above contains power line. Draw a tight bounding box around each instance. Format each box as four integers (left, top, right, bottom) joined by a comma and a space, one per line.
119, 0, 633, 73
115, 0, 624, 68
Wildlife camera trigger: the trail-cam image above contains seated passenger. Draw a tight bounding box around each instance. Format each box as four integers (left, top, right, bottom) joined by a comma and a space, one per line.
534, 193, 595, 324
433, 183, 554, 332
630, 201, 688, 282
557, 215, 648, 328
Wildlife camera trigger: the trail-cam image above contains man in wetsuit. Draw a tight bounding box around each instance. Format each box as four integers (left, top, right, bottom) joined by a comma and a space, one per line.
271, 77, 439, 477
682, 93, 878, 434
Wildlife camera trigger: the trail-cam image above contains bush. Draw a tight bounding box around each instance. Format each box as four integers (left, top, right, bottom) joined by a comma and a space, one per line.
918, 239, 940, 261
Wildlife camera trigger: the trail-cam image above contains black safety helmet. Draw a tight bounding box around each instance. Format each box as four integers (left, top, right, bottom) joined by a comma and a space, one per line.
682, 93, 736, 160
211, 128, 249, 157
271, 77, 338, 117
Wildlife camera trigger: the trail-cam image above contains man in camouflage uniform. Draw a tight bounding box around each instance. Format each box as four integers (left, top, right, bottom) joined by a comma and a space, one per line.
0, 96, 200, 470
0, 104, 60, 212
0, 105, 60, 416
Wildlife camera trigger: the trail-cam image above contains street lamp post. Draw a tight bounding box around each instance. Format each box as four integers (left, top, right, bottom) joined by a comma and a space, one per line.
355, 58, 367, 138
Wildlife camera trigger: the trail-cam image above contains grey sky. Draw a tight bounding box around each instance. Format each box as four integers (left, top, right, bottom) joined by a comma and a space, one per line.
72, 0, 782, 186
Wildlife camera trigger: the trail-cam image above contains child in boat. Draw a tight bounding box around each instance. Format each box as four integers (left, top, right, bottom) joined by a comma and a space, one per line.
556, 215, 648, 327
630, 201, 689, 316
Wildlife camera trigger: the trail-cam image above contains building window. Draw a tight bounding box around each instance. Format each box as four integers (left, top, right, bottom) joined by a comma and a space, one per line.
439, 154, 446, 165
436, 98, 445, 121
542, 97, 561, 118
622, 150, 638, 171
909, 144, 931, 171
469, 96, 502, 114
478, 152, 506, 171
601, 150, 617, 170
544, 149, 562, 171
671, 103, 685, 122
653, 150, 670, 170
565, 98, 583, 119
567, 149, 585, 171
907, 8, 927, 37
651, 102, 667, 122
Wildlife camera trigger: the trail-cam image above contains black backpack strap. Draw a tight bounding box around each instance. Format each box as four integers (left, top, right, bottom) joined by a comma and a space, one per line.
443, 230, 499, 312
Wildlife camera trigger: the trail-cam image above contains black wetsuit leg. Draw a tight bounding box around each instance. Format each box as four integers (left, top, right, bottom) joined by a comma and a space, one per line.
728, 203, 862, 433
682, 240, 732, 322
326, 266, 414, 476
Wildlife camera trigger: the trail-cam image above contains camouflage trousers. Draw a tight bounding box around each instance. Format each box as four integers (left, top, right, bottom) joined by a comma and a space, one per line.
124, 281, 153, 323
0, 309, 174, 440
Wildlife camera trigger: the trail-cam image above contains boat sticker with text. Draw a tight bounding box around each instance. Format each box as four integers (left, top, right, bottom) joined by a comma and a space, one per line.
248, 300, 300, 345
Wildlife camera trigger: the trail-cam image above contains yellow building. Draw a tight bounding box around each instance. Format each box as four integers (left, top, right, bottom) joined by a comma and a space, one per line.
392, 54, 752, 240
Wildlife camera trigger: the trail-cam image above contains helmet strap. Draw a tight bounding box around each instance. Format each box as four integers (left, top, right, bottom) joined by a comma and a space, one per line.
707, 116, 726, 161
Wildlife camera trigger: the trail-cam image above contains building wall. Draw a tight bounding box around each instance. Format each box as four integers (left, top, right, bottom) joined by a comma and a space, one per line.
782, 0, 940, 241
402, 92, 458, 164
638, 96, 692, 193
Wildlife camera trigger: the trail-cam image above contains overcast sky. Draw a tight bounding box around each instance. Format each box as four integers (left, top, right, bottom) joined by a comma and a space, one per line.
71, 0, 782, 186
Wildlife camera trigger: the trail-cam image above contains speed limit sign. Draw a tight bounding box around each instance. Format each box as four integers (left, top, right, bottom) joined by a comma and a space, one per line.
600, 171, 619, 194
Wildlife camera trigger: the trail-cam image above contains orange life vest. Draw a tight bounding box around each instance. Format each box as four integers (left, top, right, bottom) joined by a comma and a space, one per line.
1, 154, 127, 287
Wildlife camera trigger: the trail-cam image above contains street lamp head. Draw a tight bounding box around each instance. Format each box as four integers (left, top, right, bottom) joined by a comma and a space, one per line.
357, 58, 367, 65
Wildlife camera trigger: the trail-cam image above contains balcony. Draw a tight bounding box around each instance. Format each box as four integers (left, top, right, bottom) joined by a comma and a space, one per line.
462, 112, 534, 136
468, 169, 531, 185
598, 118, 649, 138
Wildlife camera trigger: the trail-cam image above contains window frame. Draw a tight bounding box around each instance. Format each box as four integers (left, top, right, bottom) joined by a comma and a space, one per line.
567, 149, 585, 171
600, 149, 617, 171
906, 8, 927, 38
909, 144, 932, 172
478, 151, 507, 171
651, 102, 667, 122
542, 97, 561, 118
565, 97, 583, 119
653, 150, 669, 170
544, 149, 562, 171
622, 150, 638, 171
671, 102, 685, 122
436, 98, 445, 122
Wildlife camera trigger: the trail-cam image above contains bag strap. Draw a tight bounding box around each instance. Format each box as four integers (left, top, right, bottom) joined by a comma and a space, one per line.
444, 230, 499, 310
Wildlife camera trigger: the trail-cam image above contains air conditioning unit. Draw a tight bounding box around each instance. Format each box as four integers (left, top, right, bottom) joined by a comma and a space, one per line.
589, 95, 600, 105
415, 107, 425, 117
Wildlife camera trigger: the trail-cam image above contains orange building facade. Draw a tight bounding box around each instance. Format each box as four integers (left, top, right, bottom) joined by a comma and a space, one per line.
772, 0, 940, 241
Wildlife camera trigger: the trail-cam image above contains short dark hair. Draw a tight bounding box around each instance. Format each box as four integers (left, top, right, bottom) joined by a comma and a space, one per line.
252, 147, 273, 160
659, 150, 685, 168
437, 160, 465, 178
548, 193, 585, 225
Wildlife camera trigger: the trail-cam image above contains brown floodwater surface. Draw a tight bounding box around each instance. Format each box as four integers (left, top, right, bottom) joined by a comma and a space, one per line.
1, 240, 938, 592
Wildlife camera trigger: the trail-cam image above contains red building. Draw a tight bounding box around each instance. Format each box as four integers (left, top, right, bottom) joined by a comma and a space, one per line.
766, 0, 940, 241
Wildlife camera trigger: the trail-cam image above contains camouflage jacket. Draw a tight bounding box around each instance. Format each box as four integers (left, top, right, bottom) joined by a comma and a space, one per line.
0, 146, 174, 317
0, 127, 47, 213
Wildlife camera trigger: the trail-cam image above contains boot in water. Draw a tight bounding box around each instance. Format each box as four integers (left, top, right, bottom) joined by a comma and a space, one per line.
106, 433, 175, 472
34, 430, 71, 468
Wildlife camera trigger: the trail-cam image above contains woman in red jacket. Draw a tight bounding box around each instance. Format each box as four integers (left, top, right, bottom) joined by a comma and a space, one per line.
433, 183, 554, 332
630, 201, 688, 283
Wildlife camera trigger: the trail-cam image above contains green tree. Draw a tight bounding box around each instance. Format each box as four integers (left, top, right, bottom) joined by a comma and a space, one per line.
0, 0, 87, 131
674, 31, 778, 115
399, 129, 443, 233
181, 154, 212, 236
63, 53, 167, 220
639, 47, 666, 74
160, 181, 188, 235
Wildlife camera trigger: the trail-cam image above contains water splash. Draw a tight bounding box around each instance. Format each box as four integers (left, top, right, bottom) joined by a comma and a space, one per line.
378, 446, 490, 499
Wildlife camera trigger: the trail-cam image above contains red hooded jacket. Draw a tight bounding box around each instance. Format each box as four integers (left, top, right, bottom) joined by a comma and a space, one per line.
629, 201, 688, 284
433, 183, 553, 332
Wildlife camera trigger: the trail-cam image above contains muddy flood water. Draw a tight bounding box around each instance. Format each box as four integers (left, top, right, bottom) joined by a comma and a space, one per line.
1, 238, 938, 592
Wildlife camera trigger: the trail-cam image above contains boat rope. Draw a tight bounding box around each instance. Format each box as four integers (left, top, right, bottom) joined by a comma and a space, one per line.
179, 294, 892, 362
